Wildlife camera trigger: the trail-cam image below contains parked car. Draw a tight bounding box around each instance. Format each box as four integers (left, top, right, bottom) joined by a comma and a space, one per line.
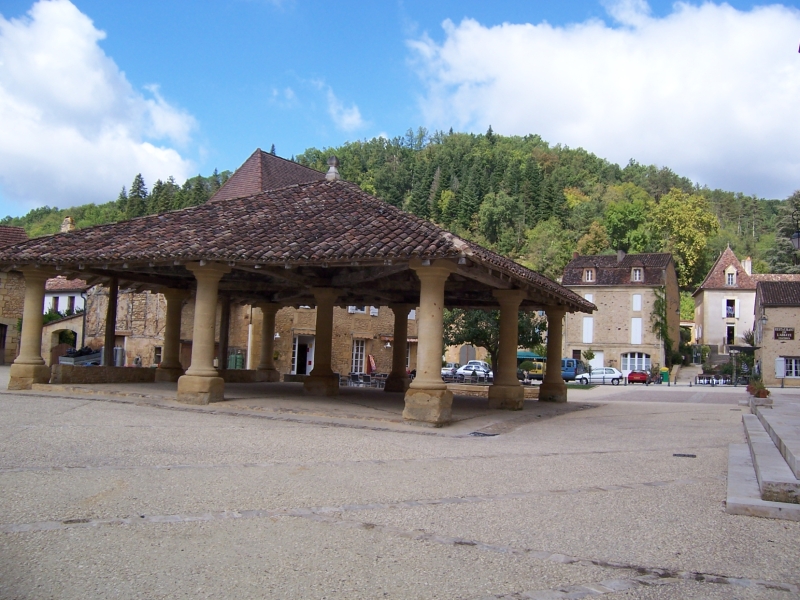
466, 360, 491, 371
456, 364, 493, 382
576, 367, 623, 385
525, 361, 546, 381
561, 358, 587, 381
441, 362, 460, 377
627, 370, 652, 385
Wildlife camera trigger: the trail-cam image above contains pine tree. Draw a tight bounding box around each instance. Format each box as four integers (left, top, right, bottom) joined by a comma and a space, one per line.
116, 186, 128, 214
126, 174, 148, 219
270, 144, 276, 156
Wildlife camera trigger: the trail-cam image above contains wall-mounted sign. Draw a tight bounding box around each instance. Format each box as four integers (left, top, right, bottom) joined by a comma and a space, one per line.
774, 327, 795, 340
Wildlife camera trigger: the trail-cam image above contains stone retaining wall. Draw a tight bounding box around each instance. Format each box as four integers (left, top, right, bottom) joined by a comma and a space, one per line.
50, 365, 157, 384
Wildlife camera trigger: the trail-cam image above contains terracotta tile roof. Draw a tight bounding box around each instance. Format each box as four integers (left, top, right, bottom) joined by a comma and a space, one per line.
694, 246, 756, 293
751, 273, 800, 283
562, 252, 673, 286
0, 179, 593, 313
208, 149, 325, 203
757, 281, 800, 306
0, 226, 27, 248
45, 276, 89, 292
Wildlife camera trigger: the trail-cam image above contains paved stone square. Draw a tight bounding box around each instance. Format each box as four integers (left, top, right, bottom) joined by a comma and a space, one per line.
1, 373, 799, 599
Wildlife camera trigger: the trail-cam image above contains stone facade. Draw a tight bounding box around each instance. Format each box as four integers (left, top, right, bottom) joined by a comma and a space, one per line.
0, 271, 25, 365
562, 252, 680, 373
754, 282, 800, 388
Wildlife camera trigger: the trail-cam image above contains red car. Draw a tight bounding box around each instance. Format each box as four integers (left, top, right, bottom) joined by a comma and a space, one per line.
627, 370, 651, 385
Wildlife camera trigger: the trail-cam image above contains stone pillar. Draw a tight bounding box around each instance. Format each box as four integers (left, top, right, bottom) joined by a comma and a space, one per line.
177, 262, 230, 404
384, 303, 412, 393
9, 268, 54, 390
102, 276, 118, 367
403, 261, 455, 425
217, 294, 231, 371
540, 307, 567, 403
256, 303, 281, 382
488, 290, 526, 410
155, 288, 186, 382
303, 288, 339, 396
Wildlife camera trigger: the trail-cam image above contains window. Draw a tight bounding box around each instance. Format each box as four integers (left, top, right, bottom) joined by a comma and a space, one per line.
631, 318, 642, 345
50, 296, 58, 312
408, 309, 416, 320
621, 353, 651, 371
631, 268, 642, 282
726, 272, 735, 286
725, 299, 736, 318
582, 317, 593, 343
572, 350, 581, 360
154, 346, 162, 365
584, 293, 593, 303
632, 294, 642, 312
351, 339, 365, 373
348, 306, 367, 314
727, 325, 735, 345
783, 358, 800, 377
584, 269, 594, 282
67, 296, 76, 312
369, 306, 379, 317
406, 343, 411, 369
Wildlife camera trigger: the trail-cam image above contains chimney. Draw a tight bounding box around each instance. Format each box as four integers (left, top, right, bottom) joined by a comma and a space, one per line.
742, 256, 752, 275
617, 249, 626, 263
325, 156, 341, 181
60, 216, 76, 233
572, 251, 579, 260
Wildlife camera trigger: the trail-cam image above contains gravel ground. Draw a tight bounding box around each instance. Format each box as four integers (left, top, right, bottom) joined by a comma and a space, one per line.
1, 381, 798, 599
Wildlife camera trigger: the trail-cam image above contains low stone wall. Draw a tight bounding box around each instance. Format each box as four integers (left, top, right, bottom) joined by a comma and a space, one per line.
447, 384, 540, 400
220, 369, 257, 383
50, 365, 157, 384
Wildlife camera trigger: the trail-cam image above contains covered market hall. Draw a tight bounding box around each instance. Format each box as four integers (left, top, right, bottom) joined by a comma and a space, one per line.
0, 151, 594, 426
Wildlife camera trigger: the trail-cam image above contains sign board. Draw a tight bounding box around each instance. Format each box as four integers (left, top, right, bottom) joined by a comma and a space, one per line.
774, 327, 795, 340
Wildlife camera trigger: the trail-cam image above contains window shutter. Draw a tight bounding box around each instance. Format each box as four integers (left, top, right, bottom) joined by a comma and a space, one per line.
775, 357, 786, 379
584, 293, 593, 303
734, 299, 740, 318
721, 299, 727, 318
582, 317, 593, 344
370, 306, 379, 316
631, 318, 642, 345
632, 294, 642, 312
348, 306, 355, 314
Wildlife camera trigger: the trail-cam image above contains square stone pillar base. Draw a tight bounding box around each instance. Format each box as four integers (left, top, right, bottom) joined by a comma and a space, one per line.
488, 385, 525, 410
403, 388, 453, 426
383, 373, 410, 393
155, 367, 185, 383
8, 364, 51, 390
256, 368, 281, 382
303, 374, 340, 396
177, 375, 225, 405
539, 381, 567, 403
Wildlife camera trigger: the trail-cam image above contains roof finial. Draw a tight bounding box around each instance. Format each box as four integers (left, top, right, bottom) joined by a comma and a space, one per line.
326, 156, 340, 181
60, 216, 76, 233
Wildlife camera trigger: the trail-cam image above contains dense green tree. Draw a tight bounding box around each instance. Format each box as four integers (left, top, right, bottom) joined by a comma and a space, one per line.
576, 221, 610, 255
126, 174, 148, 219
443, 308, 546, 378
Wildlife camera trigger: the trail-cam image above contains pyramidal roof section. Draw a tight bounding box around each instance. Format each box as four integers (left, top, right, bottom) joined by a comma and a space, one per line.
694, 246, 756, 294
208, 148, 325, 203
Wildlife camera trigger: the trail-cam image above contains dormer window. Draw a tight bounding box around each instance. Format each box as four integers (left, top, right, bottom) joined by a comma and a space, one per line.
631, 268, 642, 282
726, 272, 735, 286
584, 268, 595, 282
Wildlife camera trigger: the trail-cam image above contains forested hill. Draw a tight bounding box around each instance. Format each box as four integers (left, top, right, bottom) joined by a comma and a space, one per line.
3, 128, 799, 289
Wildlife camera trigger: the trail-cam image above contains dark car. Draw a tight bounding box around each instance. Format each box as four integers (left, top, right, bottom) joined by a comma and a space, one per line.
627, 370, 651, 385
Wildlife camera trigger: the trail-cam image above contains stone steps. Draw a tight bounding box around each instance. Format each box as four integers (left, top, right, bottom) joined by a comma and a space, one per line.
727, 402, 800, 520
755, 404, 800, 478
742, 414, 800, 503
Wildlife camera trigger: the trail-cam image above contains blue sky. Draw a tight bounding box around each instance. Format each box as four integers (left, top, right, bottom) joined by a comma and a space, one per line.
1, 0, 799, 217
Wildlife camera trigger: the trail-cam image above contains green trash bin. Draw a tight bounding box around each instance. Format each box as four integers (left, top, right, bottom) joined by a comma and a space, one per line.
660, 367, 669, 383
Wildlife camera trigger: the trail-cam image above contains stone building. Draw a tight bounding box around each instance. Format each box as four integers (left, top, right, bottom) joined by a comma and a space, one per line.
0, 150, 593, 426
0, 226, 29, 364
754, 281, 800, 387
694, 247, 800, 354
561, 251, 680, 373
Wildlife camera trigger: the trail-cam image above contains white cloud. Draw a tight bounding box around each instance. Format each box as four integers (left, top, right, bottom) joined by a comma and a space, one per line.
409, 1, 800, 199
0, 0, 195, 214
325, 87, 365, 132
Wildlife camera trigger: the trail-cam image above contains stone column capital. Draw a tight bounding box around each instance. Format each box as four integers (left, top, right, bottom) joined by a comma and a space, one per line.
185, 262, 231, 280
161, 288, 188, 302
492, 289, 526, 306
18, 266, 56, 282
256, 302, 282, 315
545, 306, 567, 319
310, 287, 339, 304
410, 260, 457, 282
